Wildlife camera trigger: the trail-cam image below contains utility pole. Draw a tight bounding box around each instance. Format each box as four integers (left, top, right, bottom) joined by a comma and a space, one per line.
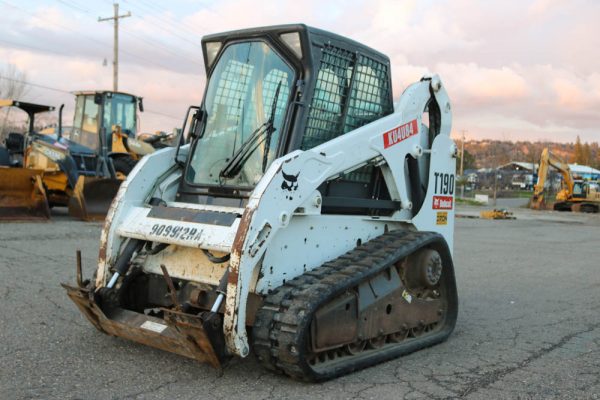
460, 130, 466, 198
493, 146, 498, 207
99, 3, 131, 92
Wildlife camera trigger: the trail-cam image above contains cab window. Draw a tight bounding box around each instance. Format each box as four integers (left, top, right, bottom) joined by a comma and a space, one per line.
69, 95, 100, 149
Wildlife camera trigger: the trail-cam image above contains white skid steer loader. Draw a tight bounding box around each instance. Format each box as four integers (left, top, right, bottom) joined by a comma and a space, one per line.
63, 24, 459, 381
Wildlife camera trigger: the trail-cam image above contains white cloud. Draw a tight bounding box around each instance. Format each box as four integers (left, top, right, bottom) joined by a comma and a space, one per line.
1, 0, 599, 142
25, 5, 71, 33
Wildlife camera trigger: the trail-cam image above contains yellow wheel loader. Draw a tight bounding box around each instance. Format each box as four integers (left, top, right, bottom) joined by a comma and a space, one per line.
0, 91, 157, 221
63, 24, 459, 381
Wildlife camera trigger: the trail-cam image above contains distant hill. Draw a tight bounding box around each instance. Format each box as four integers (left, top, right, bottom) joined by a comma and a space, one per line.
460, 139, 600, 169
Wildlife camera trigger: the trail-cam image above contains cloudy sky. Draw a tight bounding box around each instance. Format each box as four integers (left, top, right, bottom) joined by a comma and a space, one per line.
0, 0, 599, 143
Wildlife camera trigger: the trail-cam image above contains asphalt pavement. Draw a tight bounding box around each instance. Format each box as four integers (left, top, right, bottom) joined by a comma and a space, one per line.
0, 206, 599, 399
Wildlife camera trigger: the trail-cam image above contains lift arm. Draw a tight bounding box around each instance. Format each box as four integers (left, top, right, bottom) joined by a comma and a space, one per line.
223, 75, 456, 357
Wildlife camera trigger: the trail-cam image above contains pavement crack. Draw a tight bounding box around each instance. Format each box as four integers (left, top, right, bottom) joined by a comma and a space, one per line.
115, 378, 180, 399
349, 383, 377, 399
453, 322, 600, 398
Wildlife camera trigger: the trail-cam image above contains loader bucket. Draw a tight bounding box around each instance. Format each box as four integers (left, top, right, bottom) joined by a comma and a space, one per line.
68, 176, 122, 221
0, 168, 50, 220
62, 283, 223, 370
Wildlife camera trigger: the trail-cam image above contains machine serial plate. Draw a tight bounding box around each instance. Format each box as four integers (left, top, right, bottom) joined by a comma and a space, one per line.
140, 320, 168, 333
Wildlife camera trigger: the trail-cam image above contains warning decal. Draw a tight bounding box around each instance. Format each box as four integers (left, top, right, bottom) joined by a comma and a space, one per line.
436, 211, 448, 225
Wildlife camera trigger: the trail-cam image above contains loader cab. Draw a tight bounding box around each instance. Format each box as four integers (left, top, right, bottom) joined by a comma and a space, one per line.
0, 99, 55, 165
69, 91, 141, 152
179, 24, 395, 213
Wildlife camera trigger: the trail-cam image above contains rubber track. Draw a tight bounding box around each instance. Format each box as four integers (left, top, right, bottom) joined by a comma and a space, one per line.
252, 229, 458, 381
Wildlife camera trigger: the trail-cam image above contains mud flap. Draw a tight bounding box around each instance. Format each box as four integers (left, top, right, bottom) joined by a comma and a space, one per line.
68, 176, 122, 221
0, 168, 50, 220
61, 283, 224, 370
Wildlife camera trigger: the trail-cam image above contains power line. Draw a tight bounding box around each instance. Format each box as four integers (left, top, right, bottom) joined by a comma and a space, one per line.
0, 38, 75, 58
52, 0, 204, 68
144, 108, 182, 121
130, 0, 202, 39
2, 33, 176, 74
119, 26, 203, 67
0, 76, 71, 94
141, 0, 208, 39
1, 0, 179, 72
2, 1, 109, 50
0, 76, 181, 120
54, 0, 89, 14
123, 0, 201, 38
121, 0, 203, 48
131, 14, 202, 49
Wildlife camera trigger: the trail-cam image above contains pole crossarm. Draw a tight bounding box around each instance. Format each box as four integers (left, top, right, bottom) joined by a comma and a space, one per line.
98, 3, 131, 91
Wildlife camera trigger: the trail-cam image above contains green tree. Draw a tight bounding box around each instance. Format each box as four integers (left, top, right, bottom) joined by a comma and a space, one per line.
573, 135, 585, 164
583, 142, 591, 165
458, 149, 476, 172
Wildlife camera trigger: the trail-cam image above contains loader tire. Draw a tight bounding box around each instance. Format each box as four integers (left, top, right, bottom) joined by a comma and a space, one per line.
0, 146, 9, 166
113, 156, 137, 179
253, 230, 458, 382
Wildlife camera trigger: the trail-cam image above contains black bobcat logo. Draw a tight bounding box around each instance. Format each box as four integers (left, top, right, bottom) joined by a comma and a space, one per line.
281, 170, 299, 192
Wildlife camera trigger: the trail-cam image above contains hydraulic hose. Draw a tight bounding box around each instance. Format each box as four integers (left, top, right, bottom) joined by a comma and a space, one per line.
107, 239, 144, 288
210, 269, 230, 313
202, 249, 230, 264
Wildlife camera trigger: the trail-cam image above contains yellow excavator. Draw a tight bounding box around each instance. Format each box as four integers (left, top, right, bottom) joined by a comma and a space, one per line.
531, 148, 599, 213
0, 91, 159, 221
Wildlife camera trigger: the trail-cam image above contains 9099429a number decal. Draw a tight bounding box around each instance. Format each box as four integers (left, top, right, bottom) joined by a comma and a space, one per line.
148, 224, 203, 241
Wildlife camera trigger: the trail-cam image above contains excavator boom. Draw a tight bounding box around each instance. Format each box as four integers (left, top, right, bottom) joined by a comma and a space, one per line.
531, 148, 574, 209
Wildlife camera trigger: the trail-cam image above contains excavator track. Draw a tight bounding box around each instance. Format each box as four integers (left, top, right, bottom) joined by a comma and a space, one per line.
253, 230, 458, 381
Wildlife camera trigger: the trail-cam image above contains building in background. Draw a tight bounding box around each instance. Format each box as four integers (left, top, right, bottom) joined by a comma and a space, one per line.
569, 164, 600, 180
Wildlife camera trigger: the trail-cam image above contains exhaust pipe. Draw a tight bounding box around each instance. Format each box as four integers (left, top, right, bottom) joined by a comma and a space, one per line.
57, 104, 64, 140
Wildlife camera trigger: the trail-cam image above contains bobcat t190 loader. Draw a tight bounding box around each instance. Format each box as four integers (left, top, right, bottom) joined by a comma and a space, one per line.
63, 24, 458, 381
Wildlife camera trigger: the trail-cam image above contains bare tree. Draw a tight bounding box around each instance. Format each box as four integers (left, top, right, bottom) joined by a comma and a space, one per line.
0, 64, 30, 141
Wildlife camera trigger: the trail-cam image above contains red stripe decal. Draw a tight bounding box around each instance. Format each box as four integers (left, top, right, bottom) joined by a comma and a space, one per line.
382, 119, 419, 149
